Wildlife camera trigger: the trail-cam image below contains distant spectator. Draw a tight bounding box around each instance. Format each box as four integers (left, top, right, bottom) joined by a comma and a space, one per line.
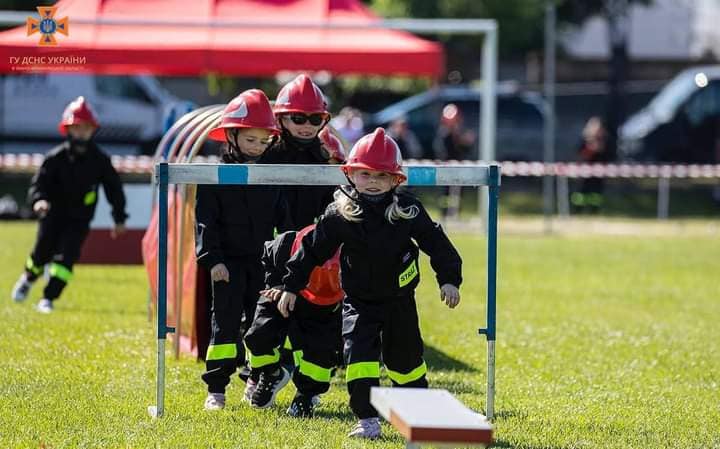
572, 116, 609, 213
330, 107, 364, 146
433, 104, 476, 218
386, 116, 423, 159
432, 104, 476, 161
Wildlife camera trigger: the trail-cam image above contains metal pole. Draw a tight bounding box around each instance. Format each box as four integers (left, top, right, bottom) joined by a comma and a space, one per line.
543, 0, 556, 233
557, 175, 570, 218
481, 26, 498, 163
479, 165, 499, 420
149, 163, 174, 418
0, 13, 498, 32
657, 176, 670, 219
479, 23, 498, 231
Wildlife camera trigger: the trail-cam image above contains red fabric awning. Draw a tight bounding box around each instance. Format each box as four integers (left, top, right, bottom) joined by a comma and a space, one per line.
0, 0, 444, 77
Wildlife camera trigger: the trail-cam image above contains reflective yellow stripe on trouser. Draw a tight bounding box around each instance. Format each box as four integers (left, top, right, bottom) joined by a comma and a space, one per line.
386, 361, 427, 385
248, 348, 280, 368
298, 356, 332, 383
206, 343, 237, 361
25, 257, 43, 276
49, 263, 73, 282
346, 361, 380, 382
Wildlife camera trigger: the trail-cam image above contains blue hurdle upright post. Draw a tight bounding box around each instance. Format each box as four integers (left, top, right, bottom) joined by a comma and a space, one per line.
478, 165, 500, 420
148, 163, 176, 418
150, 163, 501, 418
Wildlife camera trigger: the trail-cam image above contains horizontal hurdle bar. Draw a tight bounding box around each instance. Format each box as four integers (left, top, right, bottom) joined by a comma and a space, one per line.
153, 162, 501, 420
164, 163, 499, 187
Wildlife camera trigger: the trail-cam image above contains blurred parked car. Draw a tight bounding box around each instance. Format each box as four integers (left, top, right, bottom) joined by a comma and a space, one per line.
620, 65, 720, 163
365, 83, 545, 161
0, 73, 187, 155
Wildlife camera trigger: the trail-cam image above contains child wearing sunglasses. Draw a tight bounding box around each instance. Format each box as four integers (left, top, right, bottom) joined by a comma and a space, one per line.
196, 89, 292, 411
265, 128, 463, 439
264, 74, 339, 229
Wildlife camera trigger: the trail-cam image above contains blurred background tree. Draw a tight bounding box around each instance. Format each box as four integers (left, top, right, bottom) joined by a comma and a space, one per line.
366, 0, 653, 159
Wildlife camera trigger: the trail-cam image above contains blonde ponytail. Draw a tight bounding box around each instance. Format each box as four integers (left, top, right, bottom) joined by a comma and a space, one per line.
385, 194, 419, 223
333, 189, 364, 222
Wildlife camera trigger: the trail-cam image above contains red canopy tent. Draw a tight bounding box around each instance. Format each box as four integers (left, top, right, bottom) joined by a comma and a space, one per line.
0, 0, 445, 359
0, 0, 444, 77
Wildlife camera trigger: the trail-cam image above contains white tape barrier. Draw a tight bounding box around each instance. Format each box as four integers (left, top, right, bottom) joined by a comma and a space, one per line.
2, 154, 720, 179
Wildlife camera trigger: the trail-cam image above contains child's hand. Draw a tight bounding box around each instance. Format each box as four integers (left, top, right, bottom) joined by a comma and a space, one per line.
277, 291, 297, 318
260, 288, 283, 301
440, 284, 460, 309
210, 263, 230, 282
33, 200, 50, 217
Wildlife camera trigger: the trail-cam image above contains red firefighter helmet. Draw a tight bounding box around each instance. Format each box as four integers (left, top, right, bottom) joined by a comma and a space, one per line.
274, 74, 329, 116
341, 127, 406, 182
58, 96, 99, 135
291, 225, 344, 306
319, 128, 346, 163
208, 89, 279, 142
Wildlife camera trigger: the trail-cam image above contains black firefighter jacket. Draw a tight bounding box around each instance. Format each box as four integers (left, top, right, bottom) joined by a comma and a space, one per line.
262, 230, 297, 289
282, 192, 462, 301
28, 142, 127, 224
195, 183, 292, 270
263, 135, 336, 229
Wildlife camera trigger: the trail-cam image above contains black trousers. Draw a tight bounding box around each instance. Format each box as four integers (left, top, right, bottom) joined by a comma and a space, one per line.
24, 215, 90, 301
244, 295, 342, 397
202, 258, 264, 394
343, 294, 428, 419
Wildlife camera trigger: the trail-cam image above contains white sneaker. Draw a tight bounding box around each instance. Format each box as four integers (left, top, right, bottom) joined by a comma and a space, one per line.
242, 378, 257, 403
348, 417, 381, 439
11, 274, 33, 302
204, 393, 225, 411
36, 298, 53, 314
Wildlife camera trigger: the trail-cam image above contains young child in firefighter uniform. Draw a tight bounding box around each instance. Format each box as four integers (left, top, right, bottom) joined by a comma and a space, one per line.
243, 224, 343, 416
267, 128, 463, 439
263, 76, 346, 374
264, 74, 341, 228
195, 89, 291, 411
11, 96, 127, 313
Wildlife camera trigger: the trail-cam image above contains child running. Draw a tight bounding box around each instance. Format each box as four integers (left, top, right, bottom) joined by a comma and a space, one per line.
10, 96, 127, 313
195, 89, 291, 411
244, 224, 343, 416
266, 128, 463, 439
263, 74, 338, 228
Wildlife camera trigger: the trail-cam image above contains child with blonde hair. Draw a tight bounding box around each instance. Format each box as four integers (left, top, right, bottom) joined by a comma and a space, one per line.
265, 128, 463, 439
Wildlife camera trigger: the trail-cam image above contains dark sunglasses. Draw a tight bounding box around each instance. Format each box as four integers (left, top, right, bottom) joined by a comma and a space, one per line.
288, 113, 326, 126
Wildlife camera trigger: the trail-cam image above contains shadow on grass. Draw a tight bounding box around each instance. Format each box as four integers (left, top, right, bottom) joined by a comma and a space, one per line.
491, 439, 569, 449
314, 408, 356, 421
425, 344, 476, 373
60, 305, 147, 316
492, 409, 529, 420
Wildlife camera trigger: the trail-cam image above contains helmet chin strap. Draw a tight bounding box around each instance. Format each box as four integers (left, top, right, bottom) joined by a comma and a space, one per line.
67, 134, 93, 155
341, 174, 397, 206
225, 129, 263, 163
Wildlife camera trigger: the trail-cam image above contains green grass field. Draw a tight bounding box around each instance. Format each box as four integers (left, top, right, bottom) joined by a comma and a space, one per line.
1, 221, 719, 449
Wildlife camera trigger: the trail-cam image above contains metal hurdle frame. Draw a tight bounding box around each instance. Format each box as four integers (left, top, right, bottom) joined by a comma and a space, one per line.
149, 163, 501, 419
